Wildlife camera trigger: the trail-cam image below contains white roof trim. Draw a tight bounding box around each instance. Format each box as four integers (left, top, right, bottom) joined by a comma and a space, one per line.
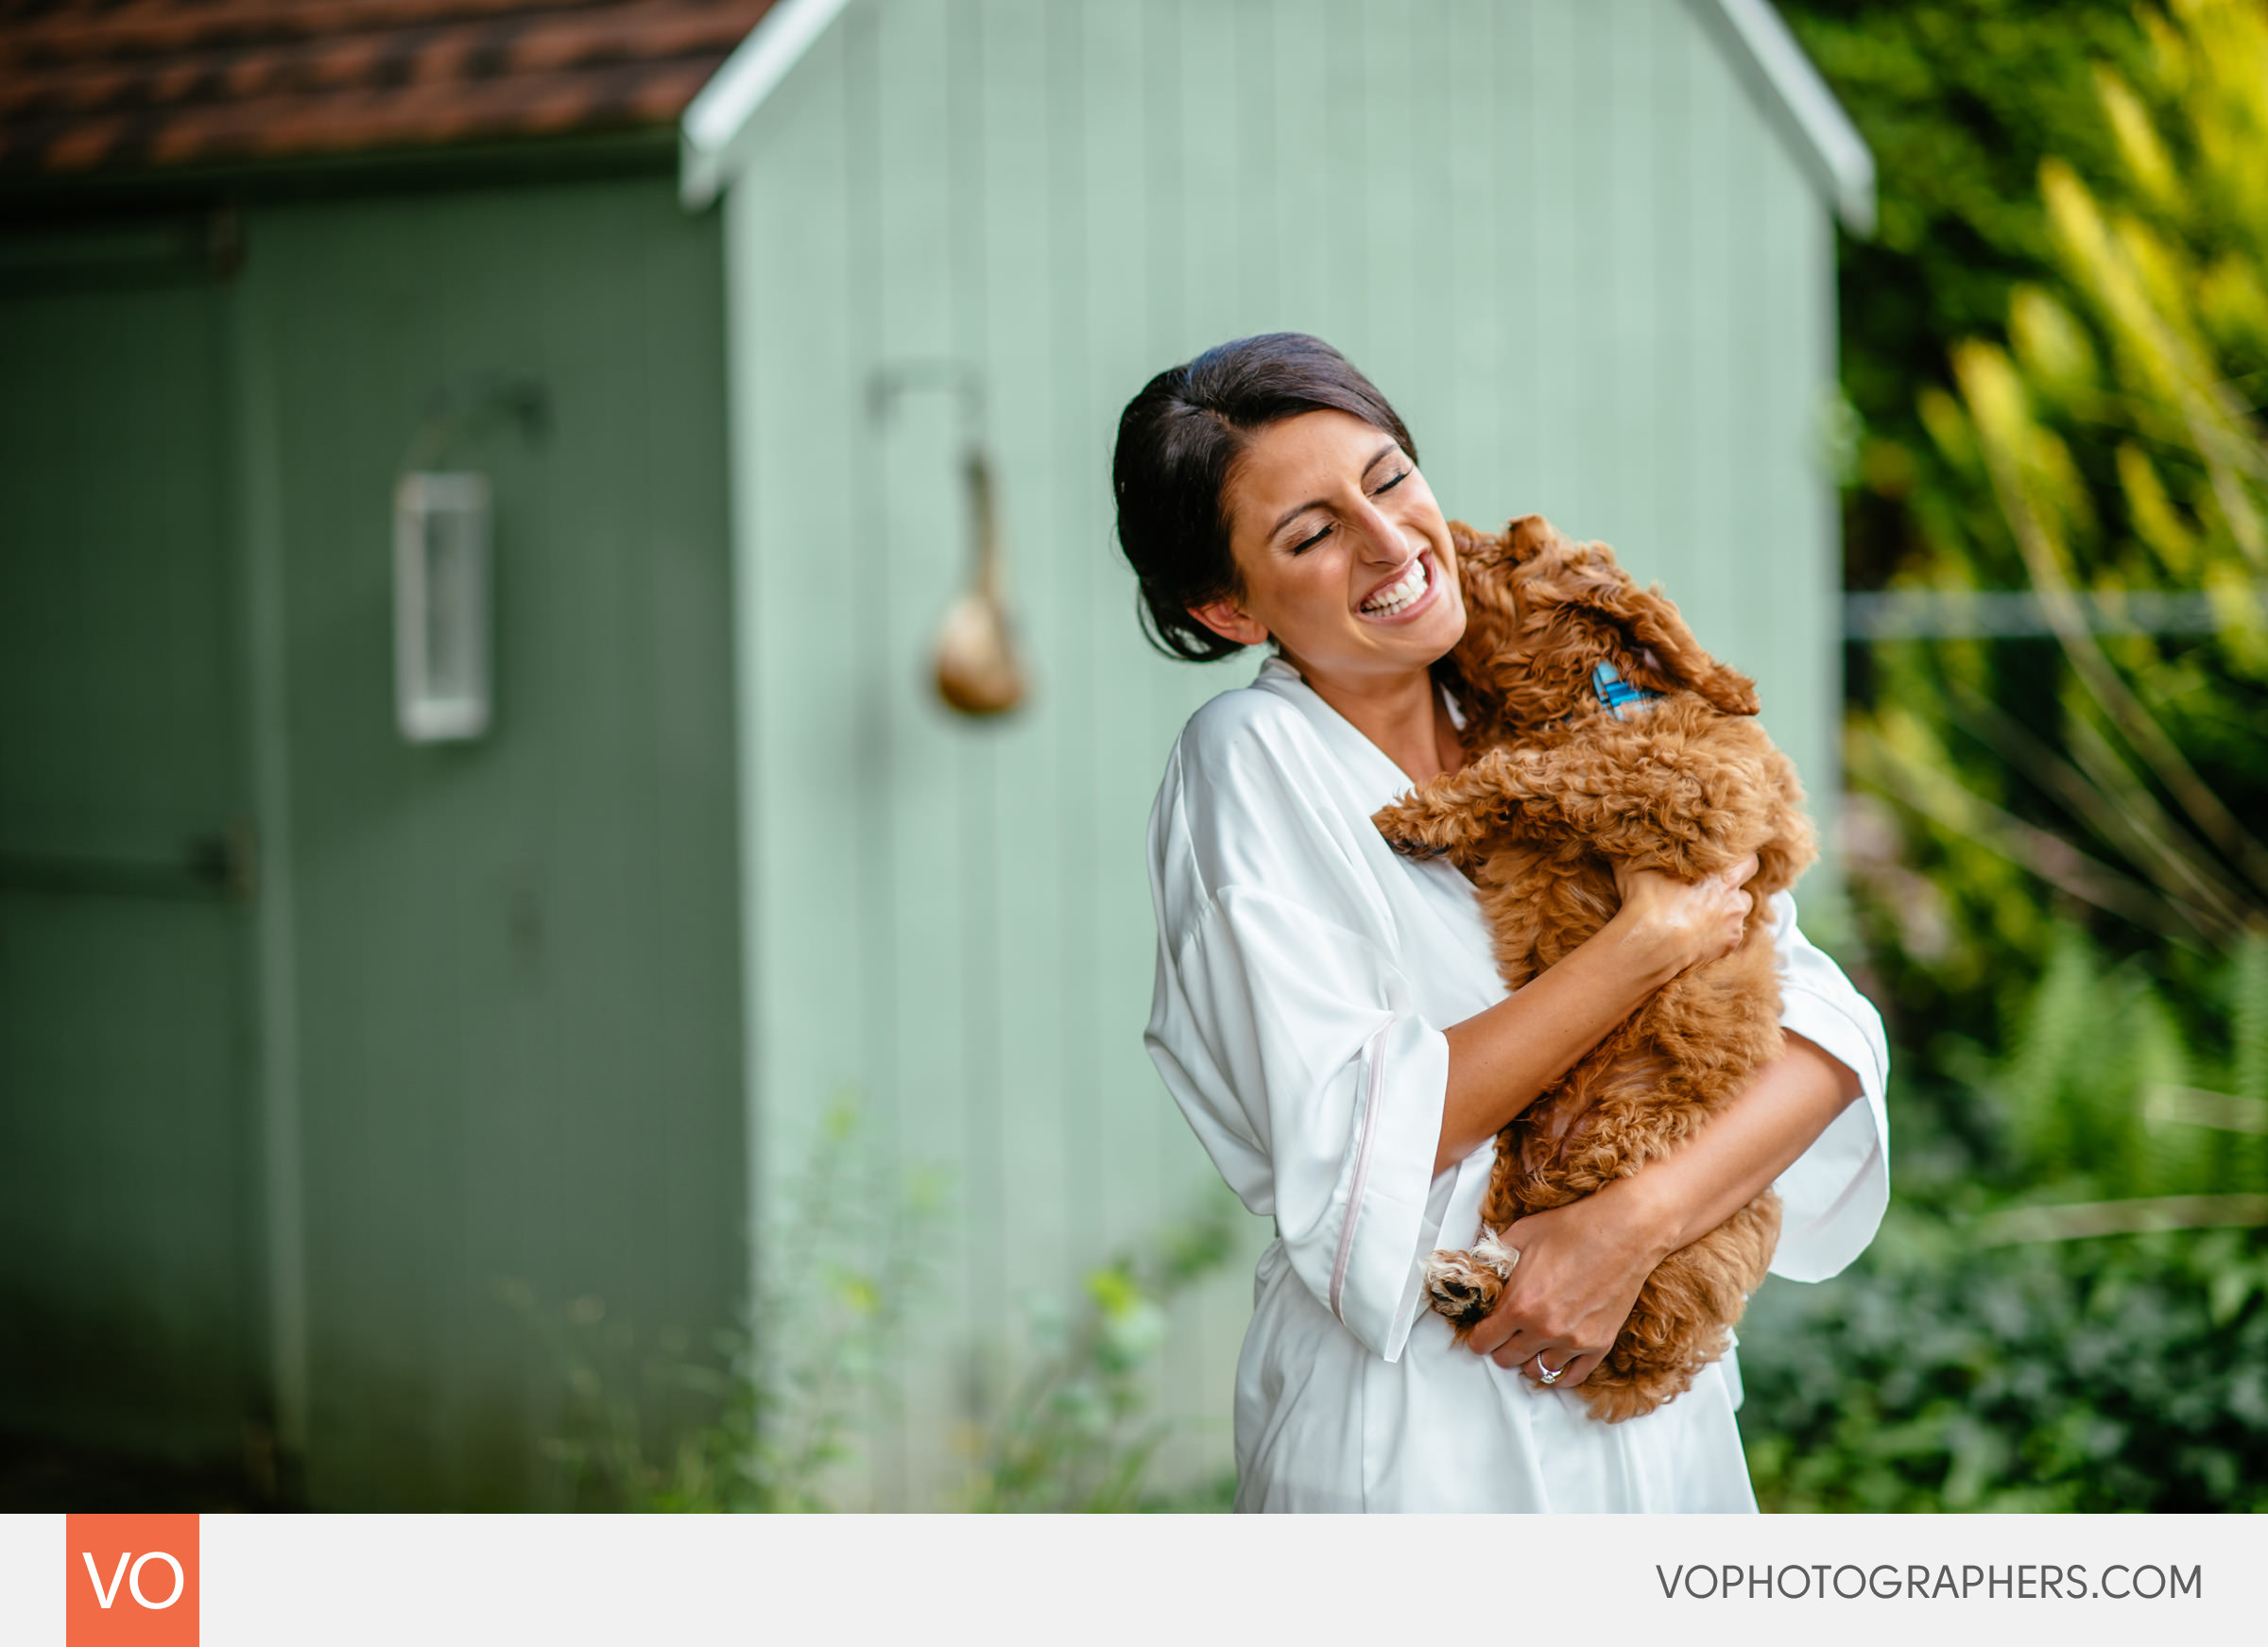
1683, 0, 1877, 235
679, 0, 851, 209
681, 0, 1875, 233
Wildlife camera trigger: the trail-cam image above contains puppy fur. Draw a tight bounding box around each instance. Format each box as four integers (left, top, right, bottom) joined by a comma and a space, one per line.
1376, 515, 1815, 1423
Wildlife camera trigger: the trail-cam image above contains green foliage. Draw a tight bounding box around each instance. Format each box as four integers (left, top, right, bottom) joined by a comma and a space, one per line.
1782, 6, 2268, 1129
1740, 928, 2268, 1510
961, 1187, 1243, 1513
507, 1099, 1245, 1512
1813, 0, 2268, 1004
1742, 1219, 2268, 1511
1782, 0, 2147, 519
1970, 927, 2268, 1204
1780, 4, 2268, 1504
721, 1098, 953, 1510
501, 1095, 945, 1512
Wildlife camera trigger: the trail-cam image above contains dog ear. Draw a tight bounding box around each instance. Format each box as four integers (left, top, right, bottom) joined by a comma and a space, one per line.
1688, 660, 1761, 717
1445, 519, 1505, 575
1602, 578, 1761, 717
1504, 515, 1559, 563
1440, 522, 1517, 732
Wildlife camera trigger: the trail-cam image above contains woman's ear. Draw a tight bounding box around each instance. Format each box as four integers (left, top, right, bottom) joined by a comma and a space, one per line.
1188, 595, 1268, 648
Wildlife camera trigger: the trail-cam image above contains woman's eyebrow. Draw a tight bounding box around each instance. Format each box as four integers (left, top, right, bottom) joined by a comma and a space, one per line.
1269, 495, 1329, 540
1267, 442, 1404, 540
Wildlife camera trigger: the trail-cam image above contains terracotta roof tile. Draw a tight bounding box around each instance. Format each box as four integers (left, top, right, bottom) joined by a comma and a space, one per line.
0, 0, 777, 174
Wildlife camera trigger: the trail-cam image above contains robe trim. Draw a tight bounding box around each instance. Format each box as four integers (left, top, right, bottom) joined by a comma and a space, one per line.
1331, 1019, 1395, 1324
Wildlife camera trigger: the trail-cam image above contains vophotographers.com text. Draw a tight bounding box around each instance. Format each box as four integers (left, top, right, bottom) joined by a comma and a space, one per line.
1656, 1563, 2202, 1602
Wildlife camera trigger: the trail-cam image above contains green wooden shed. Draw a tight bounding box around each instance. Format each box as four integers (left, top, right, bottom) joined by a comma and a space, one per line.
1, 0, 765, 1511
0, 0, 1871, 1510
693, 0, 1874, 1509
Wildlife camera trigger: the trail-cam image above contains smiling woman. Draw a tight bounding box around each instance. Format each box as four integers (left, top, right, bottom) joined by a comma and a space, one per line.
1114, 335, 1890, 1512
1195, 408, 1467, 789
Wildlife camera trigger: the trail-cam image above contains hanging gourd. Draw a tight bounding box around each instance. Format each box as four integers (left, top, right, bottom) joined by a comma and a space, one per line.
932, 443, 1026, 717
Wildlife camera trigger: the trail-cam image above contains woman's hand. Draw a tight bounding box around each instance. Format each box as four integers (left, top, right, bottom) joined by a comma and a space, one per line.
1434, 854, 1763, 1174
1602, 854, 1760, 989
1462, 857, 1761, 1372
1464, 1181, 1673, 1385
1465, 1034, 1864, 1384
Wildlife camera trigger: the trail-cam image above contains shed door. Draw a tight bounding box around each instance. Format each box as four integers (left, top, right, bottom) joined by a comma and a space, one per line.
0, 236, 264, 1484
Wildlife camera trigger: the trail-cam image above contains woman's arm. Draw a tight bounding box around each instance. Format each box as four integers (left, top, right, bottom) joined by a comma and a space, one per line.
1463, 1030, 1863, 1381
1435, 857, 1760, 1174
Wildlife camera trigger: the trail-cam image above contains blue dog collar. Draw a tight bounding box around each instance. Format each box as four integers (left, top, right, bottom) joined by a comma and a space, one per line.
1592, 661, 1662, 721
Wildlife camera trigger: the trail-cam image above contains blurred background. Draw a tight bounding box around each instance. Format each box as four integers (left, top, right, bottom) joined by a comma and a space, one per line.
0, 0, 2260, 1513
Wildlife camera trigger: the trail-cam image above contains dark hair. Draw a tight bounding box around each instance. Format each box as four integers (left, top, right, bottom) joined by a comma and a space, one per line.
1111, 333, 1419, 662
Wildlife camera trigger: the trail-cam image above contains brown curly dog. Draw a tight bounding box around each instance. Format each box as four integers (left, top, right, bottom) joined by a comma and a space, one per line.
1372, 514, 1816, 1423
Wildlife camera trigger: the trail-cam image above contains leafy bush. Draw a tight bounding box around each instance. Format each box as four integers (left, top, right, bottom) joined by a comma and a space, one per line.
1742, 1218, 2268, 1511
1973, 929, 2268, 1210
959, 1188, 1242, 1513
1827, 0, 2268, 987
501, 1096, 945, 1512
1725, 0, 2268, 1516
1740, 928, 2268, 1510
507, 1099, 1242, 1512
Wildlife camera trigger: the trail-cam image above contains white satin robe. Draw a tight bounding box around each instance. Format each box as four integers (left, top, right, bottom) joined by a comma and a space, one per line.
1143, 657, 1891, 1513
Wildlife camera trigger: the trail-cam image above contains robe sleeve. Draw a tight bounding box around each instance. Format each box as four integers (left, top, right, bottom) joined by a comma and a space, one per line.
1149, 887, 1450, 1362
1765, 891, 1892, 1281
1142, 697, 1452, 1363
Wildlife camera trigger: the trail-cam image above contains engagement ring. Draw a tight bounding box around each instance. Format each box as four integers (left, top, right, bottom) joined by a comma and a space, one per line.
1537, 1360, 1563, 1385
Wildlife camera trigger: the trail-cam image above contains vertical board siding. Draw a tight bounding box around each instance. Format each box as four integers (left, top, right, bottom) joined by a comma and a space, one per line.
723, 9, 871, 1504
240, 175, 746, 1507
0, 274, 260, 1462
725, 0, 1845, 1505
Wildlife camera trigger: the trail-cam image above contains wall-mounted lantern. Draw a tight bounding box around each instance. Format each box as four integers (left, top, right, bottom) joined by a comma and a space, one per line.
390, 370, 547, 746
393, 471, 493, 743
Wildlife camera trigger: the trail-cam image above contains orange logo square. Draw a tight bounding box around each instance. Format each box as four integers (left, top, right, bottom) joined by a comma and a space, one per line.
65, 1515, 198, 1646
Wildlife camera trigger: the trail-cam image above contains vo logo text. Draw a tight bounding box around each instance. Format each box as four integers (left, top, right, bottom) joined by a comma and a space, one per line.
66, 1515, 198, 1646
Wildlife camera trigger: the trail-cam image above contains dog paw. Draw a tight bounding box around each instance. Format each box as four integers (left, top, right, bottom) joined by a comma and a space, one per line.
1472, 1228, 1520, 1279
1423, 1233, 1518, 1331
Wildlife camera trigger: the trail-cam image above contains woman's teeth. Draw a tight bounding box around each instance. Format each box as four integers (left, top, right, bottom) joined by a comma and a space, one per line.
1361, 558, 1429, 616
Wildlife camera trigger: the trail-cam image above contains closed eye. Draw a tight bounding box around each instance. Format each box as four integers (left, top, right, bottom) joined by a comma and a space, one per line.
1285, 458, 1409, 553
